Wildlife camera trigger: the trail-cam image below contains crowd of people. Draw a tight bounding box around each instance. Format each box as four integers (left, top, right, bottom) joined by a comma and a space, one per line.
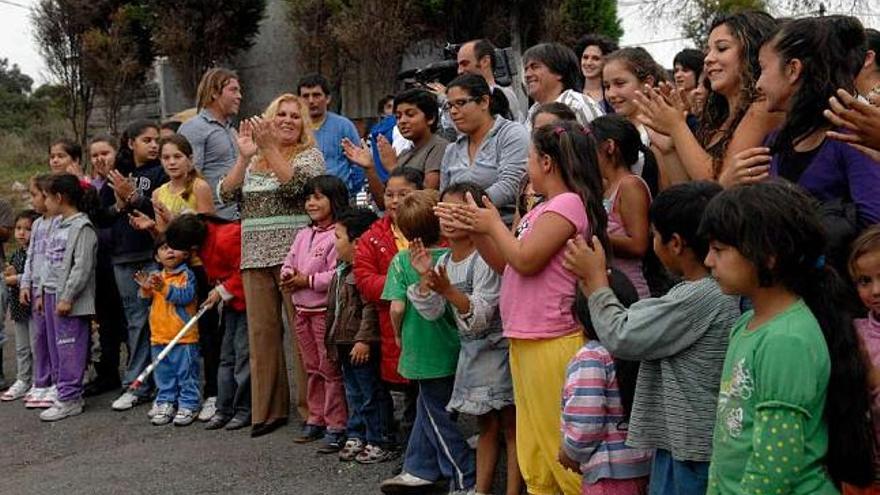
2, 10, 880, 495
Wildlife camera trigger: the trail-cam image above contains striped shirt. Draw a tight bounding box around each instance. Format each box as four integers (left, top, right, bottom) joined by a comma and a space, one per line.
587, 277, 741, 462
526, 89, 603, 130
562, 340, 653, 485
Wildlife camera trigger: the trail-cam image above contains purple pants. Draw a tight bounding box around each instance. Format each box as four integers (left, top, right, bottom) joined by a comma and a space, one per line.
43, 293, 90, 402
32, 289, 58, 388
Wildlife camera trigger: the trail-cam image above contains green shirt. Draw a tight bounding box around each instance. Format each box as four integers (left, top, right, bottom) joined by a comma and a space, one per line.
381, 249, 460, 380
708, 300, 836, 495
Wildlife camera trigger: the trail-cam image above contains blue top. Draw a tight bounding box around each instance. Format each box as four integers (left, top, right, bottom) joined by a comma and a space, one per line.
769, 134, 880, 226
178, 109, 240, 220
369, 115, 396, 182
314, 112, 364, 195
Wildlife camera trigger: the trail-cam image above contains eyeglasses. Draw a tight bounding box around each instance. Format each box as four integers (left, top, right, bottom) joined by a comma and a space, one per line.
442, 97, 480, 111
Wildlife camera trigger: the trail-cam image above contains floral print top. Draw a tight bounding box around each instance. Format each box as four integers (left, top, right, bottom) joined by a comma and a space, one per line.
220, 147, 325, 270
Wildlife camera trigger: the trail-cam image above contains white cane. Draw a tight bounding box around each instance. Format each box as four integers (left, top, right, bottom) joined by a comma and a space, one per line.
128, 302, 213, 392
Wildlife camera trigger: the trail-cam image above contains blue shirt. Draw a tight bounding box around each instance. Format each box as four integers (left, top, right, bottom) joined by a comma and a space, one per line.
179, 109, 240, 220
369, 115, 396, 182
314, 112, 364, 195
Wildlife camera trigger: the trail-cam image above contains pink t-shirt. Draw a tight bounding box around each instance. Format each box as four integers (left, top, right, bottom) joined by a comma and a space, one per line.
856, 312, 880, 474
500, 192, 588, 339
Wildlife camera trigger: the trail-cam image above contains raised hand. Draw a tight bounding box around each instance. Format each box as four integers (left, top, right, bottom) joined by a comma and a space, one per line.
376, 135, 398, 169
409, 238, 433, 276
152, 200, 172, 225
133, 270, 151, 290
252, 117, 281, 151
341, 137, 374, 169
633, 85, 688, 135
237, 118, 259, 160
718, 147, 771, 188
824, 89, 880, 162
435, 192, 501, 235
128, 210, 156, 231
426, 264, 452, 296
108, 169, 135, 204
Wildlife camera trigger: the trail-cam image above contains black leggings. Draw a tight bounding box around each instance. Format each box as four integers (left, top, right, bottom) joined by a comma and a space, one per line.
192, 265, 223, 398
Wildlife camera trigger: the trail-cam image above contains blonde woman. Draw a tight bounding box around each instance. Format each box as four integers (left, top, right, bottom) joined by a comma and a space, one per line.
219, 94, 325, 436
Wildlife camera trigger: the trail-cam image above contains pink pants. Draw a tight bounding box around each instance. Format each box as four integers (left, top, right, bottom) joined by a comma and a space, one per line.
294, 311, 347, 430
583, 476, 649, 495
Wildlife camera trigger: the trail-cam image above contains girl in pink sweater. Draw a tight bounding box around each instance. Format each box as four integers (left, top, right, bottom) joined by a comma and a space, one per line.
281, 175, 349, 451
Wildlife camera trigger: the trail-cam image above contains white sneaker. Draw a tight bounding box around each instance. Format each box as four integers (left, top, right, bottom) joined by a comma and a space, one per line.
24, 387, 47, 408
36, 386, 57, 409
1, 380, 31, 401
151, 403, 176, 426
173, 408, 196, 426
197, 396, 215, 422
146, 402, 161, 418
40, 398, 84, 421
112, 391, 147, 411
379, 472, 435, 493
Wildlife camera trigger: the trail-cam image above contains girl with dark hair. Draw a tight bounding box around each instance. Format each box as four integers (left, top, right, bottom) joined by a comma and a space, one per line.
49, 138, 83, 177
673, 48, 705, 92
575, 34, 620, 114
36, 173, 98, 421
700, 180, 874, 492
635, 11, 783, 185
524, 42, 604, 127
98, 119, 169, 413
440, 74, 529, 226
737, 16, 880, 268
436, 120, 607, 495
591, 115, 653, 299
856, 28, 880, 106
281, 175, 350, 449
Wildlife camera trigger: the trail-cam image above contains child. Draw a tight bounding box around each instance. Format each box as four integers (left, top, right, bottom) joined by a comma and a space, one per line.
165, 213, 250, 431
1, 210, 41, 401
701, 180, 873, 492
20, 175, 61, 409
327, 207, 396, 463
48, 138, 84, 177
353, 167, 425, 448
591, 115, 652, 299
408, 182, 520, 495
559, 290, 653, 495
38, 173, 98, 421
435, 120, 607, 495
281, 175, 349, 450
846, 225, 880, 495
136, 237, 200, 426
379, 190, 475, 494
563, 181, 740, 494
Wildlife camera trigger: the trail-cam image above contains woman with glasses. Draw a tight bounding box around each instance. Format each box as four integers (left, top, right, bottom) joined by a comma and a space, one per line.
440, 74, 530, 226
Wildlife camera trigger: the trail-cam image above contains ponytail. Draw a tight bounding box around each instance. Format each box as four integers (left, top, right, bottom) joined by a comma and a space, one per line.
46, 173, 99, 219
489, 87, 513, 120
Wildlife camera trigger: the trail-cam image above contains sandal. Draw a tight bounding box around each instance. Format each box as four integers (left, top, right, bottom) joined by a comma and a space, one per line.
338, 438, 365, 461
356, 443, 399, 464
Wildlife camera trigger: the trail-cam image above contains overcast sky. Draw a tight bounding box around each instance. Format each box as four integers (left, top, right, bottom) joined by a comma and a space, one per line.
1, 0, 878, 88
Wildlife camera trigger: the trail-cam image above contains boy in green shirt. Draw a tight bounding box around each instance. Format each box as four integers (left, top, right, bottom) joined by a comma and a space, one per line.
379, 190, 475, 494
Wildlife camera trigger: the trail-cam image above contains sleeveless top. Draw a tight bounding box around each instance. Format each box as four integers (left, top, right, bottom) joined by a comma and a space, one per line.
604, 175, 651, 299
154, 182, 201, 265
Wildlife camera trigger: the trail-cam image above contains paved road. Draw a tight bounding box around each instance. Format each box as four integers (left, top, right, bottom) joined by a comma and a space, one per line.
0, 329, 506, 495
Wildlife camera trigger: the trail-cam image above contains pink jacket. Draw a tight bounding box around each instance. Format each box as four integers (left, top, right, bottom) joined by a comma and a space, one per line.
281, 224, 337, 312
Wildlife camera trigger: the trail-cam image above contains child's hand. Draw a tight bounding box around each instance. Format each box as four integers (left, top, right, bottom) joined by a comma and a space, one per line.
128, 210, 156, 231
4, 274, 17, 286
4, 265, 15, 277
409, 238, 433, 277
148, 272, 164, 292
152, 200, 172, 225
133, 270, 151, 289
558, 448, 581, 473
427, 265, 452, 296
562, 236, 609, 295
34, 295, 43, 314
435, 192, 501, 235
203, 288, 223, 309
19, 289, 30, 306
280, 270, 296, 292
290, 273, 309, 289
56, 300, 73, 316
350, 341, 370, 366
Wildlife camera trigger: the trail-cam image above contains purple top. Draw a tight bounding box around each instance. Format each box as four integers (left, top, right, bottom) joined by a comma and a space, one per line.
769, 135, 880, 225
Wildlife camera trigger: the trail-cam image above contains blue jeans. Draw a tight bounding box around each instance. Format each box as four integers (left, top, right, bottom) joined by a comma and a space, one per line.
649, 448, 709, 495
338, 343, 394, 446
217, 309, 250, 420
152, 343, 201, 411
403, 377, 475, 491
114, 261, 155, 397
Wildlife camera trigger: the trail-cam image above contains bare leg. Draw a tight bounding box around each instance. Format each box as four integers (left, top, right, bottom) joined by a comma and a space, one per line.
502, 405, 524, 495
476, 411, 502, 494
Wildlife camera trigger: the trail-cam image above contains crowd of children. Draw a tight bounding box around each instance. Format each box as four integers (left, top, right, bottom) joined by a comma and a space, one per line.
4, 9, 880, 495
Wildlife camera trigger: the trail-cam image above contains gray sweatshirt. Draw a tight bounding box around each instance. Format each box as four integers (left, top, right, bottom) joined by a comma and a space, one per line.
42, 212, 97, 317
587, 277, 740, 462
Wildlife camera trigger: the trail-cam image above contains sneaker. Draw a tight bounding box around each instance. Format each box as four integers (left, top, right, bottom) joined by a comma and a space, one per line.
356, 444, 399, 465
1, 380, 31, 401
151, 403, 176, 426
316, 429, 346, 454
35, 386, 57, 409
197, 396, 216, 422
112, 391, 147, 411
146, 402, 161, 419
339, 438, 366, 461
379, 472, 435, 494
293, 423, 326, 443
39, 398, 84, 422
24, 387, 46, 408
173, 408, 196, 426
448, 490, 475, 495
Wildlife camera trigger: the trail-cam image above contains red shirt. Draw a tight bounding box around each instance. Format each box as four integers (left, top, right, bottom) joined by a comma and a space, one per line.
198, 221, 246, 312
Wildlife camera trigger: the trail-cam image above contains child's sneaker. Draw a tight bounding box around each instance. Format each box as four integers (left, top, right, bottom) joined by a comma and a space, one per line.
34, 386, 57, 409
357, 444, 399, 464
379, 472, 435, 493
24, 387, 46, 408
146, 402, 161, 419
1, 380, 31, 401
151, 403, 176, 426
338, 438, 366, 461
293, 423, 325, 443
39, 398, 84, 422
197, 396, 216, 422
112, 391, 147, 411
316, 429, 346, 454
173, 408, 196, 426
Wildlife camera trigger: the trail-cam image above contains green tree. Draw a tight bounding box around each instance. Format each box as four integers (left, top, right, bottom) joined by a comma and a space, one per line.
149, 0, 267, 100
682, 0, 767, 47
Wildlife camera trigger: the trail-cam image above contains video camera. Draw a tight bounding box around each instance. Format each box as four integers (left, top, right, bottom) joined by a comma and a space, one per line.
398, 42, 517, 88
